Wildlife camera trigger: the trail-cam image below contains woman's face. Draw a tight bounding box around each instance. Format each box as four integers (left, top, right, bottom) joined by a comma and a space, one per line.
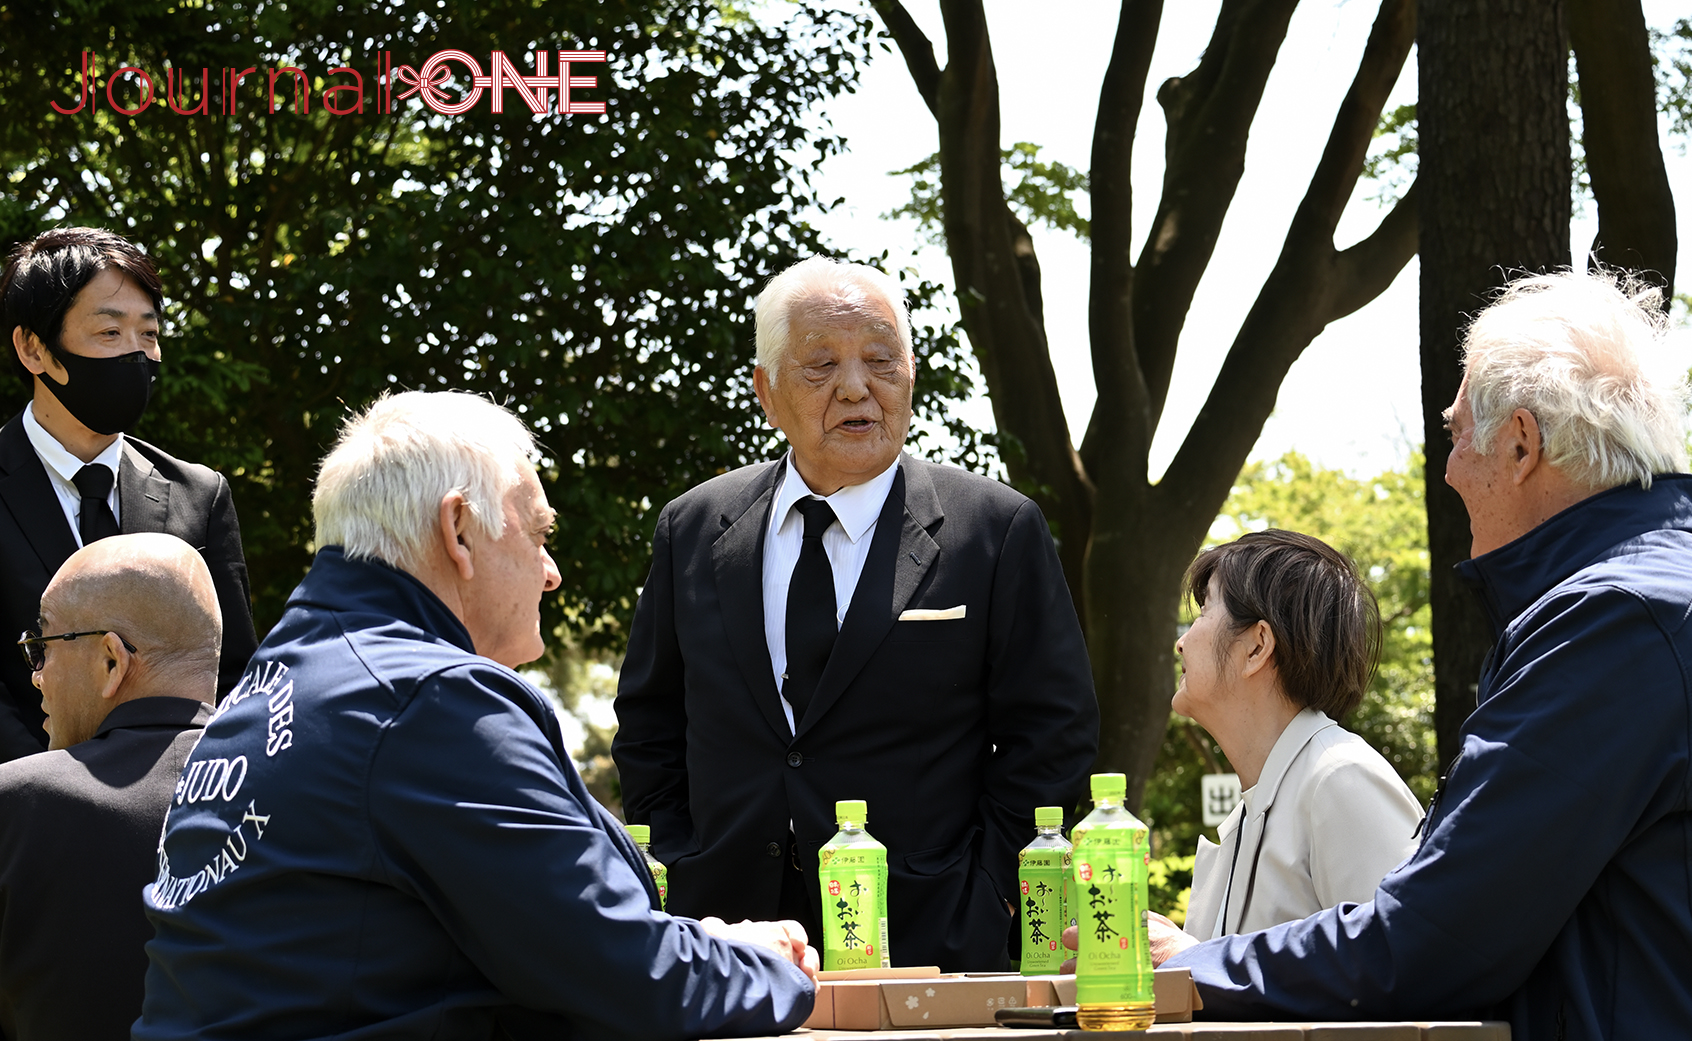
1172, 576, 1240, 727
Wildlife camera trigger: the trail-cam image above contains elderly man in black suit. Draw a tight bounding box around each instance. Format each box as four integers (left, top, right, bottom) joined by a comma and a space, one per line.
0, 532, 219, 1040
613, 257, 1099, 971
0, 227, 256, 762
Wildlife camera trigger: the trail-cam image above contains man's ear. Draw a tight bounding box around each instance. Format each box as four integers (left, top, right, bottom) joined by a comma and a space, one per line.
98, 631, 133, 702
752, 365, 780, 431
438, 490, 476, 581
1238, 619, 1277, 680
1507, 408, 1544, 485
13, 326, 48, 376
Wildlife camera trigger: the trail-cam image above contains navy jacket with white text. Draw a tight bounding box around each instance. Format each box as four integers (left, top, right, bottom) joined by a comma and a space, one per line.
136, 547, 814, 1040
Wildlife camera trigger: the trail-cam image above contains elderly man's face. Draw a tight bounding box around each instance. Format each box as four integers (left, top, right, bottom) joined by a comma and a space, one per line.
33, 599, 113, 750
1444, 376, 1523, 557
753, 290, 913, 494
459, 468, 562, 668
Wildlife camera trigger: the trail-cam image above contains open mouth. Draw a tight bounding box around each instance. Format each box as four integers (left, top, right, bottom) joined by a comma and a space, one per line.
840, 419, 875, 432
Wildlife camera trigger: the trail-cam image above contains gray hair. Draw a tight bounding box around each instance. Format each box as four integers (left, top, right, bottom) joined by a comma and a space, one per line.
1457, 270, 1689, 491
754, 257, 913, 382
314, 391, 538, 573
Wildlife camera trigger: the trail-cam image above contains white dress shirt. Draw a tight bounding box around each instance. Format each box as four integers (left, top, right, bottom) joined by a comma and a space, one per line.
1184, 707, 1424, 938
761, 453, 900, 734
22, 402, 124, 549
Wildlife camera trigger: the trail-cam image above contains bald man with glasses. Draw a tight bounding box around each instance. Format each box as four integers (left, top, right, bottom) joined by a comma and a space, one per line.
0, 532, 219, 1041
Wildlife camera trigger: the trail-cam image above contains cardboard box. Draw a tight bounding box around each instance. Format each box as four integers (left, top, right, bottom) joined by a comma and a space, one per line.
803, 969, 1028, 1030
1022, 968, 1203, 1024
802, 966, 1201, 1030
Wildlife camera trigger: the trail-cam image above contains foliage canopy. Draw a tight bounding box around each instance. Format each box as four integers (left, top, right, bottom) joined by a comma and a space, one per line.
0, 0, 978, 644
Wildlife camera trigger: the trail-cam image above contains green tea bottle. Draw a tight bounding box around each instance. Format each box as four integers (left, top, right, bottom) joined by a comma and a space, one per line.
625, 824, 668, 910
1017, 806, 1073, 974
1071, 773, 1154, 1031
816, 799, 890, 970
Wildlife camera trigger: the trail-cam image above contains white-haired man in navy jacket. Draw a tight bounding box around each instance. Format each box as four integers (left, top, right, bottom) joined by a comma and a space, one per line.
1150, 271, 1692, 1041
138, 391, 817, 1041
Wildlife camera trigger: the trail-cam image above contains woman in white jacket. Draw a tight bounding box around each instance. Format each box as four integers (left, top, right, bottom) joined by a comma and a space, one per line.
1172, 529, 1423, 940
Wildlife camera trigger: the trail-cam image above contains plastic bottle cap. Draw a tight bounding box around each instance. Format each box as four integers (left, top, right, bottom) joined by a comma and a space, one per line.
1034, 806, 1063, 827
835, 799, 868, 822
1089, 773, 1127, 800
625, 824, 650, 843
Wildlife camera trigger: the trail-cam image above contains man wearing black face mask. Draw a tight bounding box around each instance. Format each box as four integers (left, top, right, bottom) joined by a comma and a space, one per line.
0, 227, 257, 762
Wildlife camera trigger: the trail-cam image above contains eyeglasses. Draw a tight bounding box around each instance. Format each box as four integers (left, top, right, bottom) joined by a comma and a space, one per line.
16, 629, 137, 672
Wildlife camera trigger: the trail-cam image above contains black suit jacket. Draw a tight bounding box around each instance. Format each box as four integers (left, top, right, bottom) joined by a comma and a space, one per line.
0, 696, 210, 1041
0, 411, 257, 761
613, 455, 1099, 970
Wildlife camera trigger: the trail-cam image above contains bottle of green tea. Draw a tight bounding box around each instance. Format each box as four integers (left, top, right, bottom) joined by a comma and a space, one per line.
1017, 806, 1072, 974
1071, 773, 1154, 1031
816, 799, 890, 970
625, 824, 668, 910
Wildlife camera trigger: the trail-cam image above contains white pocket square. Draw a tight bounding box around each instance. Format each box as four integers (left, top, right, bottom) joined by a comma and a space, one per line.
898, 605, 966, 622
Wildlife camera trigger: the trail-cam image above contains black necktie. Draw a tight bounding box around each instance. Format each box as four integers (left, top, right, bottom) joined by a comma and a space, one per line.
785, 498, 839, 725
72, 464, 119, 545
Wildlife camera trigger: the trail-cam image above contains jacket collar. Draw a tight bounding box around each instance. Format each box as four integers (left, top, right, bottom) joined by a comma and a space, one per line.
291, 547, 477, 655
1241, 706, 1336, 821
92, 695, 213, 739
1455, 475, 1692, 637
0, 409, 79, 570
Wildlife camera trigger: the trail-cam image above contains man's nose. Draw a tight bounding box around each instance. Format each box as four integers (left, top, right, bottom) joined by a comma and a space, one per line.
834, 359, 870, 400
542, 550, 562, 593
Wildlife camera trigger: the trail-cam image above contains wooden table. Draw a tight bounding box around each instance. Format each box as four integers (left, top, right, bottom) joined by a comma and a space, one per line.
756, 1023, 1509, 1040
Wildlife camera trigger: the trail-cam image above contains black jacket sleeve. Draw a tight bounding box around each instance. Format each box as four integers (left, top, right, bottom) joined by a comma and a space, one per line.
611, 506, 698, 861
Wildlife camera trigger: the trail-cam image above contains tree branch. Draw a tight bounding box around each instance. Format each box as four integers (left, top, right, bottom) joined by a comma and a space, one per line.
871, 0, 941, 117
1081, 0, 1165, 485
1568, 0, 1678, 298
927, 0, 1093, 603
1330, 177, 1420, 320
1157, 0, 1417, 536
1126, 0, 1301, 435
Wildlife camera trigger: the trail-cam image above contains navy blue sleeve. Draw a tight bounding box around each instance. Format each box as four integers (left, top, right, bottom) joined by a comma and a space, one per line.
366, 662, 813, 1039
1166, 585, 1687, 1018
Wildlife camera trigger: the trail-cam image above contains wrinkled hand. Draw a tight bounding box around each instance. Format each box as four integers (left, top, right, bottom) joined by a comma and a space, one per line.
1147, 911, 1196, 966
700, 917, 821, 982
1060, 916, 1194, 972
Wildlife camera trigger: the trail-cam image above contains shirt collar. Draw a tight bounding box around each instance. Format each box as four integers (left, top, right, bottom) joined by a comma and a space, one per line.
770, 453, 900, 545
23, 401, 125, 484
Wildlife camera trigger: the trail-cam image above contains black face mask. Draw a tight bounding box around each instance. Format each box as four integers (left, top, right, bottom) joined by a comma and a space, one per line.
37, 349, 160, 436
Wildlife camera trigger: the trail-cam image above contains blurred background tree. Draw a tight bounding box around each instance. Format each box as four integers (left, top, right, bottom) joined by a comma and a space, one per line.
0, 0, 985, 655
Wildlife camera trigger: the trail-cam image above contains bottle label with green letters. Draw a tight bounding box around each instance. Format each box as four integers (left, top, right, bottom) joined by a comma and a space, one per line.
1072, 825, 1153, 1005
1017, 847, 1071, 974
818, 846, 890, 970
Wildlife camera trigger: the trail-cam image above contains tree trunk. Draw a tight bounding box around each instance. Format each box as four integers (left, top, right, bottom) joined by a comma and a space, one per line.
879, 0, 1418, 810
1419, 0, 1570, 772
1568, 0, 1678, 299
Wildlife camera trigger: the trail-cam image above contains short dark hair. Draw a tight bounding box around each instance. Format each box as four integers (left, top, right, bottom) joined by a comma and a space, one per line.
1184, 529, 1382, 720
1, 227, 164, 389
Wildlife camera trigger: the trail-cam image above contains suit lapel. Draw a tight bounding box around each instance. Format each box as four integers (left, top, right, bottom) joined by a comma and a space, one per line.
795, 457, 942, 739
117, 441, 171, 535
0, 411, 78, 573
710, 461, 789, 741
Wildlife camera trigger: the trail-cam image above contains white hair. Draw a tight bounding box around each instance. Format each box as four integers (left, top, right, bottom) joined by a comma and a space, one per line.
314, 391, 538, 573
1459, 269, 1690, 491
754, 257, 913, 382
